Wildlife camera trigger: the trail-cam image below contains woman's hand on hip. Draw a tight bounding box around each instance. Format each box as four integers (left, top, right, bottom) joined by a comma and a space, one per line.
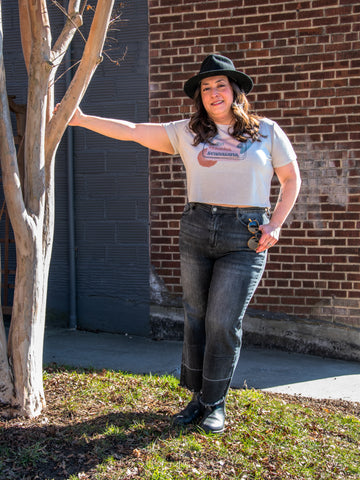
256, 223, 280, 253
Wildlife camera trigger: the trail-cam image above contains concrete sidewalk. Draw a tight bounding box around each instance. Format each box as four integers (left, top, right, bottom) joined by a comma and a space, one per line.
43, 327, 360, 404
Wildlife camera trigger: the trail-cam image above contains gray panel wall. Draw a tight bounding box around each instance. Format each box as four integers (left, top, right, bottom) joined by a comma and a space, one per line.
66, 1, 150, 335
3, 2, 150, 335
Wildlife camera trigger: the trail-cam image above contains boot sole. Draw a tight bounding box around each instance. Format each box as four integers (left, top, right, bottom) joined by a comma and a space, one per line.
198, 424, 225, 434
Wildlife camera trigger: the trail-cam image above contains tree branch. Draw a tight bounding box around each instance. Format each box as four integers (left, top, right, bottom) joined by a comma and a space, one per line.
45, 0, 115, 160
18, 0, 31, 73
51, 1, 83, 70
0, 7, 28, 242
42, 1, 86, 263
27, 0, 52, 49
24, 0, 52, 217
46, 2, 83, 125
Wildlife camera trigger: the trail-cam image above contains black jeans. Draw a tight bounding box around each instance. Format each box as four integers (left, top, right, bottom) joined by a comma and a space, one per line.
179, 202, 269, 406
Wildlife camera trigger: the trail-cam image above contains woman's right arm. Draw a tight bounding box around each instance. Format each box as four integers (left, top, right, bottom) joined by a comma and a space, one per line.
69, 107, 175, 154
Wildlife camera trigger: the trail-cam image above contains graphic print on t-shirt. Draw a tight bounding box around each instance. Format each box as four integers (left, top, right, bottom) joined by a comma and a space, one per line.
197, 137, 252, 168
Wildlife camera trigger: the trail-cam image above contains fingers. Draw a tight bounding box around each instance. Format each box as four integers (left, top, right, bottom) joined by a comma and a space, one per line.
256, 224, 280, 253
256, 237, 277, 253
52, 104, 82, 126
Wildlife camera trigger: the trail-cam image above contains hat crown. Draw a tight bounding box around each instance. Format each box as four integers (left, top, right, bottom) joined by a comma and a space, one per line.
183, 54, 253, 98
199, 54, 236, 75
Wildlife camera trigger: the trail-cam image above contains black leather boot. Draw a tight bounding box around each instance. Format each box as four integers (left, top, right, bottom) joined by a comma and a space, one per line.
172, 393, 204, 426
199, 402, 226, 434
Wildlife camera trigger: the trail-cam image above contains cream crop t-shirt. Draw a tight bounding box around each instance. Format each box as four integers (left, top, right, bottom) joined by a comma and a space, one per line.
163, 117, 297, 208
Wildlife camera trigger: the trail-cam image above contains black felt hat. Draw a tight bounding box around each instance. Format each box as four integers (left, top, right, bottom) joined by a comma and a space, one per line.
184, 54, 253, 99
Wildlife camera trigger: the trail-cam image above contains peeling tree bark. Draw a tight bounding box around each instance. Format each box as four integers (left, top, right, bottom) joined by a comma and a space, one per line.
0, 262, 13, 407
0, 0, 115, 418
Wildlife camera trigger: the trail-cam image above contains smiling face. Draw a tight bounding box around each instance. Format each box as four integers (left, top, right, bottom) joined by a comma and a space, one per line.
200, 75, 235, 125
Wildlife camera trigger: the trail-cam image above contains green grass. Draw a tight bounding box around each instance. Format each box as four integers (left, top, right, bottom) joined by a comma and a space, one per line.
0, 366, 359, 479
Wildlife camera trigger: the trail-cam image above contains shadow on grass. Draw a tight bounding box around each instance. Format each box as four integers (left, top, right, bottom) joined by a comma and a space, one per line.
0, 409, 189, 480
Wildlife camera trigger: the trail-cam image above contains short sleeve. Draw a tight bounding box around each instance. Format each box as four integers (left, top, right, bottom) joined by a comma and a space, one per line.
162, 121, 186, 155
271, 122, 297, 168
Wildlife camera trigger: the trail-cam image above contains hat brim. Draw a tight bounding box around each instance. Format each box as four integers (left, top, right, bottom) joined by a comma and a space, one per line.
184, 70, 253, 99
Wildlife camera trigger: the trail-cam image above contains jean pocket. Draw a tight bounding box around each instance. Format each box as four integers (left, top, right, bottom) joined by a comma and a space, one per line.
182, 203, 192, 217
235, 211, 270, 230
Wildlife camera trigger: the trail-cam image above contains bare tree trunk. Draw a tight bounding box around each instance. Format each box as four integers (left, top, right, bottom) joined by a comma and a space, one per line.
0, 0, 115, 417
7, 242, 46, 416
0, 2, 19, 413
0, 247, 13, 407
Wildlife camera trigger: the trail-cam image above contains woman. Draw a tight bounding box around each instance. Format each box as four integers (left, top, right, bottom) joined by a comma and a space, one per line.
66, 54, 301, 434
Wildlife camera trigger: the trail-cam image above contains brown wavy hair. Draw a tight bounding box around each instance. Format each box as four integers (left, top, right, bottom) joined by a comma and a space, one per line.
188, 80, 263, 146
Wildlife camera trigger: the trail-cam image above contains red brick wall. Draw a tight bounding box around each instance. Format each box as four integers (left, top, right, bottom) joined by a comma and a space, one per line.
149, 0, 360, 329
